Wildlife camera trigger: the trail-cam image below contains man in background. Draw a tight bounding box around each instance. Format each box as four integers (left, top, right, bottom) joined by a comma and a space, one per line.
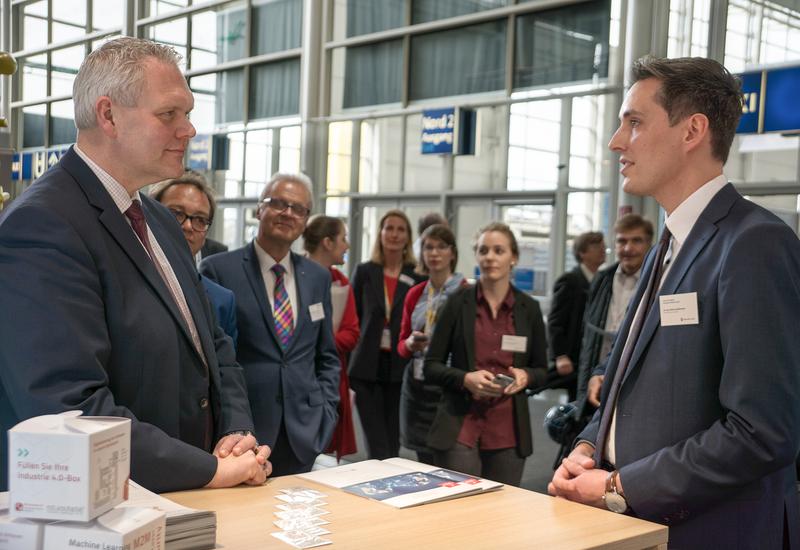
201, 173, 340, 475
547, 231, 606, 400
151, 171, 238, 344
413, 212, 448, 259
0, 37, 268, 493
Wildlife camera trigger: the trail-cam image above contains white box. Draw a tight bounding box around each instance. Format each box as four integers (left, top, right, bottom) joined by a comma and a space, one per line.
43, 507, 165, 550
9, 411, 131, 522
0, 493, 46, 550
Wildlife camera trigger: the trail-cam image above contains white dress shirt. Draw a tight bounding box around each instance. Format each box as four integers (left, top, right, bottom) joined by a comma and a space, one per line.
253, 241, 299, 329
600, 265, 641, 361
605, 173, 727, 465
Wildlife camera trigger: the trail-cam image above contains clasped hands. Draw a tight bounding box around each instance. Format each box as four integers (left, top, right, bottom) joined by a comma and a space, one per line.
463, 368, 528, 399
205, 433, 273, 488
547, 442, 609, 508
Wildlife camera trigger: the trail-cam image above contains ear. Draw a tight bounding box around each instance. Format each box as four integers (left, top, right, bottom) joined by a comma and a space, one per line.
322, 236, 335, 252
683, 113, 710, 154
95, 96, 117, 137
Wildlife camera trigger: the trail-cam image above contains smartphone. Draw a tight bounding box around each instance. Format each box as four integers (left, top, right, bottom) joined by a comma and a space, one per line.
493, 373, 515, 388
412, 334, 429, 342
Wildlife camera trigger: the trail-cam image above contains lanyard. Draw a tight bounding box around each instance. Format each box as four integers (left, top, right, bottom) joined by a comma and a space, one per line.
384, 279, 392, 325
424, 277, 449, 333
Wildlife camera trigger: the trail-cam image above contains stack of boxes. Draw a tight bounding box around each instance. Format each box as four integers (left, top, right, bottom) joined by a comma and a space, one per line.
1, 411, 166, 550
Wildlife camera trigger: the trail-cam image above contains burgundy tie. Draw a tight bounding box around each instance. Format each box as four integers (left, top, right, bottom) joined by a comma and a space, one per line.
593, 227, 672, 465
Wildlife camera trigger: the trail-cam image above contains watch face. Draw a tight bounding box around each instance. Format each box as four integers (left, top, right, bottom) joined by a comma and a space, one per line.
605, 492, 628, 513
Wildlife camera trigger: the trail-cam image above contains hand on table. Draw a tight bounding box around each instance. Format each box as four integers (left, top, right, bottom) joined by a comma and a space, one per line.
547, 442, 606, 508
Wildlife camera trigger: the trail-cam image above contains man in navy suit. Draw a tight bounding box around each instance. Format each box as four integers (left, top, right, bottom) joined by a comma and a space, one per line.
0, 38, 268, 493
151, 171, 238, 344
201, 173, 340, 475
549, 56, 800, 549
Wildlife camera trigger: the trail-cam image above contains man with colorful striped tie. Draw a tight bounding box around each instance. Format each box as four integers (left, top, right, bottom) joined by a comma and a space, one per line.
200, 173, 340, 475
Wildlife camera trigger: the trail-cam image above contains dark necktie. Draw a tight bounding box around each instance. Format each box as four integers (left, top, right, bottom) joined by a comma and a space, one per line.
594, 227, 672, 465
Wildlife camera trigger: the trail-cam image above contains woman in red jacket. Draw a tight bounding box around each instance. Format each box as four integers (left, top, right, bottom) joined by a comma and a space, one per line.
304, 215, 359, 460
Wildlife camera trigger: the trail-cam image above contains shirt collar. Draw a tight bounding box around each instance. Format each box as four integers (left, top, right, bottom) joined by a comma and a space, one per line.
253, 239, 293, 275
579, 263, 595, 283
665, 174, 727, 249
476, 282, 515, 310
74, 144, 141, 214
614, 263, 641, 283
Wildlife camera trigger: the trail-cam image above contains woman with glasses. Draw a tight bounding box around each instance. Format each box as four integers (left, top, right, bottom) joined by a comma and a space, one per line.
349, 209, 424, 459
424, 222, 547, 486
303, 215, 359, 462
397, 224, 464, 465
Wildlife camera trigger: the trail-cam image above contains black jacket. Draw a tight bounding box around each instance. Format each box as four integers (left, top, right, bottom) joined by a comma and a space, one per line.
547, 266, 590, 366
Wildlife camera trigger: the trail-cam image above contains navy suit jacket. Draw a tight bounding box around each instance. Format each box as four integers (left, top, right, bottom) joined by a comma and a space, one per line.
579, 184, 800, 549
200, 244, 340, 465
202, 275, 238, 346
0, 147, 253, 493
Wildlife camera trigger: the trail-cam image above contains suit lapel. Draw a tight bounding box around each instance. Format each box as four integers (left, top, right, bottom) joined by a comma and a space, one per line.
512, 291, 530, 370
462, 287, 477, 371
242, 242, 282, 349
623, 184, 738, 383
285, 252, 307, 354
371, 262, 387, 321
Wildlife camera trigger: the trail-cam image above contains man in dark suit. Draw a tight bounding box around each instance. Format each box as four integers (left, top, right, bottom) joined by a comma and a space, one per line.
151, 172, 238, 344
0, 37, 268, 493
547, 231, 606, 400
200, 173, 340, 475
549, 56, 800, 549
200, 238, 228, 259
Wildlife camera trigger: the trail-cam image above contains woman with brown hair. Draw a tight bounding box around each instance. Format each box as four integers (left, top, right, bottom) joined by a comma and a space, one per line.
349, 209, 424, 459
303, 215, 359, 461
397, 224, 465, 465
424, 222, 547, 485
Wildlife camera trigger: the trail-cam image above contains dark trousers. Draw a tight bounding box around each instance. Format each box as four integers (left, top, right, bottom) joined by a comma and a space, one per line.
434, 442, 525, 487
270, 421, 314, 477
351, 378, 401, 460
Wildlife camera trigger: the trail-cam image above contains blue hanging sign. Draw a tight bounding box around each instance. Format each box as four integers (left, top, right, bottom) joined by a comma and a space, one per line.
421, 108, 457, 154
736, 64, 800, 135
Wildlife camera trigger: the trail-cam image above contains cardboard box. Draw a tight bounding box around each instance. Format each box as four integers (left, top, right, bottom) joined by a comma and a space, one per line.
9, 411, 131, 522
0, 493, 46, 550
43, 506, 165, 550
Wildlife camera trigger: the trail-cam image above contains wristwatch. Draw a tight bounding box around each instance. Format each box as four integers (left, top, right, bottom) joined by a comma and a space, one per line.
603, 470, 628, 513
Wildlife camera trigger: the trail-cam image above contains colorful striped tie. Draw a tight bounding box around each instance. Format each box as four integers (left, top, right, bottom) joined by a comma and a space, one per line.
271, 264, 293, 350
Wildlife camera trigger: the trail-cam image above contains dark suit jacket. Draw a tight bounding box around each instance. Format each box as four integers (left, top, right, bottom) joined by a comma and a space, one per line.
580, 184, 800, 549
423, 284, 548, 457
202, 275, 238, 346
547, 265, 590, 365
200, 245, 340, 466
200, 238, 228, 259
0, 147, 253, 493
348, 262, 424, 383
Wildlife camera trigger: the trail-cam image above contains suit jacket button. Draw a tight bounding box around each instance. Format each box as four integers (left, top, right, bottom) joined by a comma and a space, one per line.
199, 397, 209, 409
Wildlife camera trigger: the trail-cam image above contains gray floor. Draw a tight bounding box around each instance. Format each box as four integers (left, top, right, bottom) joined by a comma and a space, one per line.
315, 388, 568, 494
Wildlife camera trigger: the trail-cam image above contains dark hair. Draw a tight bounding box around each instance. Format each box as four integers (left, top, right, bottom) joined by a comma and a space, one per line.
417, 212, 447, 236
613, 214, 654, 242
473, 222, 519, 258
150, 170, 217, 221
631, 56, 743, 163
418, 224, 458, 274
573, 231, 604, 263
371, 209, 416, 267
303, 215, 345, 254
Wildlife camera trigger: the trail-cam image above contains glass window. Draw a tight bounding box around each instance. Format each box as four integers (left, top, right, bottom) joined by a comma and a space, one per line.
22, 2, 48, 51
668, 0, 711, 58
727, 134, 799, 183
340, 41, 403, 109
405, 115, 446, 192
146, 0, 189, 18
249, 59, 301, 120
245, 129, 273, 192
412, 0, 509, 24
454, 105, 508, 191
333, 0, 405, 40
565, 191, 609, 270
214, 4, 248, 64
327, 121, 352, 195
146, 17, 189, 61
507, 99, 560, 190
51, 45, 85, 97
515, 0, 611, 89
501, 204, 553, 296
191, 69, 245, 129
252, 0, 303, 55
50, 99, 76, 146
569, 94, 611, 189
410, 20, 506, 100
225, 131, 245, 197
52, 0, 87, 41
454, 201, 492, 278
21, 55, 48, 103
22, 104, 46, 148
279, 126, 301, 173
359, 117, 403, 193
93, 0, 124, 30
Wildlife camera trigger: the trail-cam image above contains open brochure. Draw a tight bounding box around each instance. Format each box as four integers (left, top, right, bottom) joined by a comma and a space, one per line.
119, 481, 216, 550
297, 457, 502, 508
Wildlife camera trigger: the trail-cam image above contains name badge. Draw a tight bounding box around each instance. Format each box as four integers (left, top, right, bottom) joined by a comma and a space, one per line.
380, 328, 392, 351
399, 274, 416, 287
659, 292, 699, 326
501, 335, 527, 353
413, 357, 425, 381
309, 302, 325, 322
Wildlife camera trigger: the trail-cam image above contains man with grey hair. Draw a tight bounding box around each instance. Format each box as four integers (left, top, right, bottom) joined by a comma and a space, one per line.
0, 37, 269, 493
201, 172, 341, 475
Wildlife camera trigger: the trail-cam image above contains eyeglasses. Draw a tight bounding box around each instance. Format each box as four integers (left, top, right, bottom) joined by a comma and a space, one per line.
262, 197, 311, 218
169, 209, 212, 232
